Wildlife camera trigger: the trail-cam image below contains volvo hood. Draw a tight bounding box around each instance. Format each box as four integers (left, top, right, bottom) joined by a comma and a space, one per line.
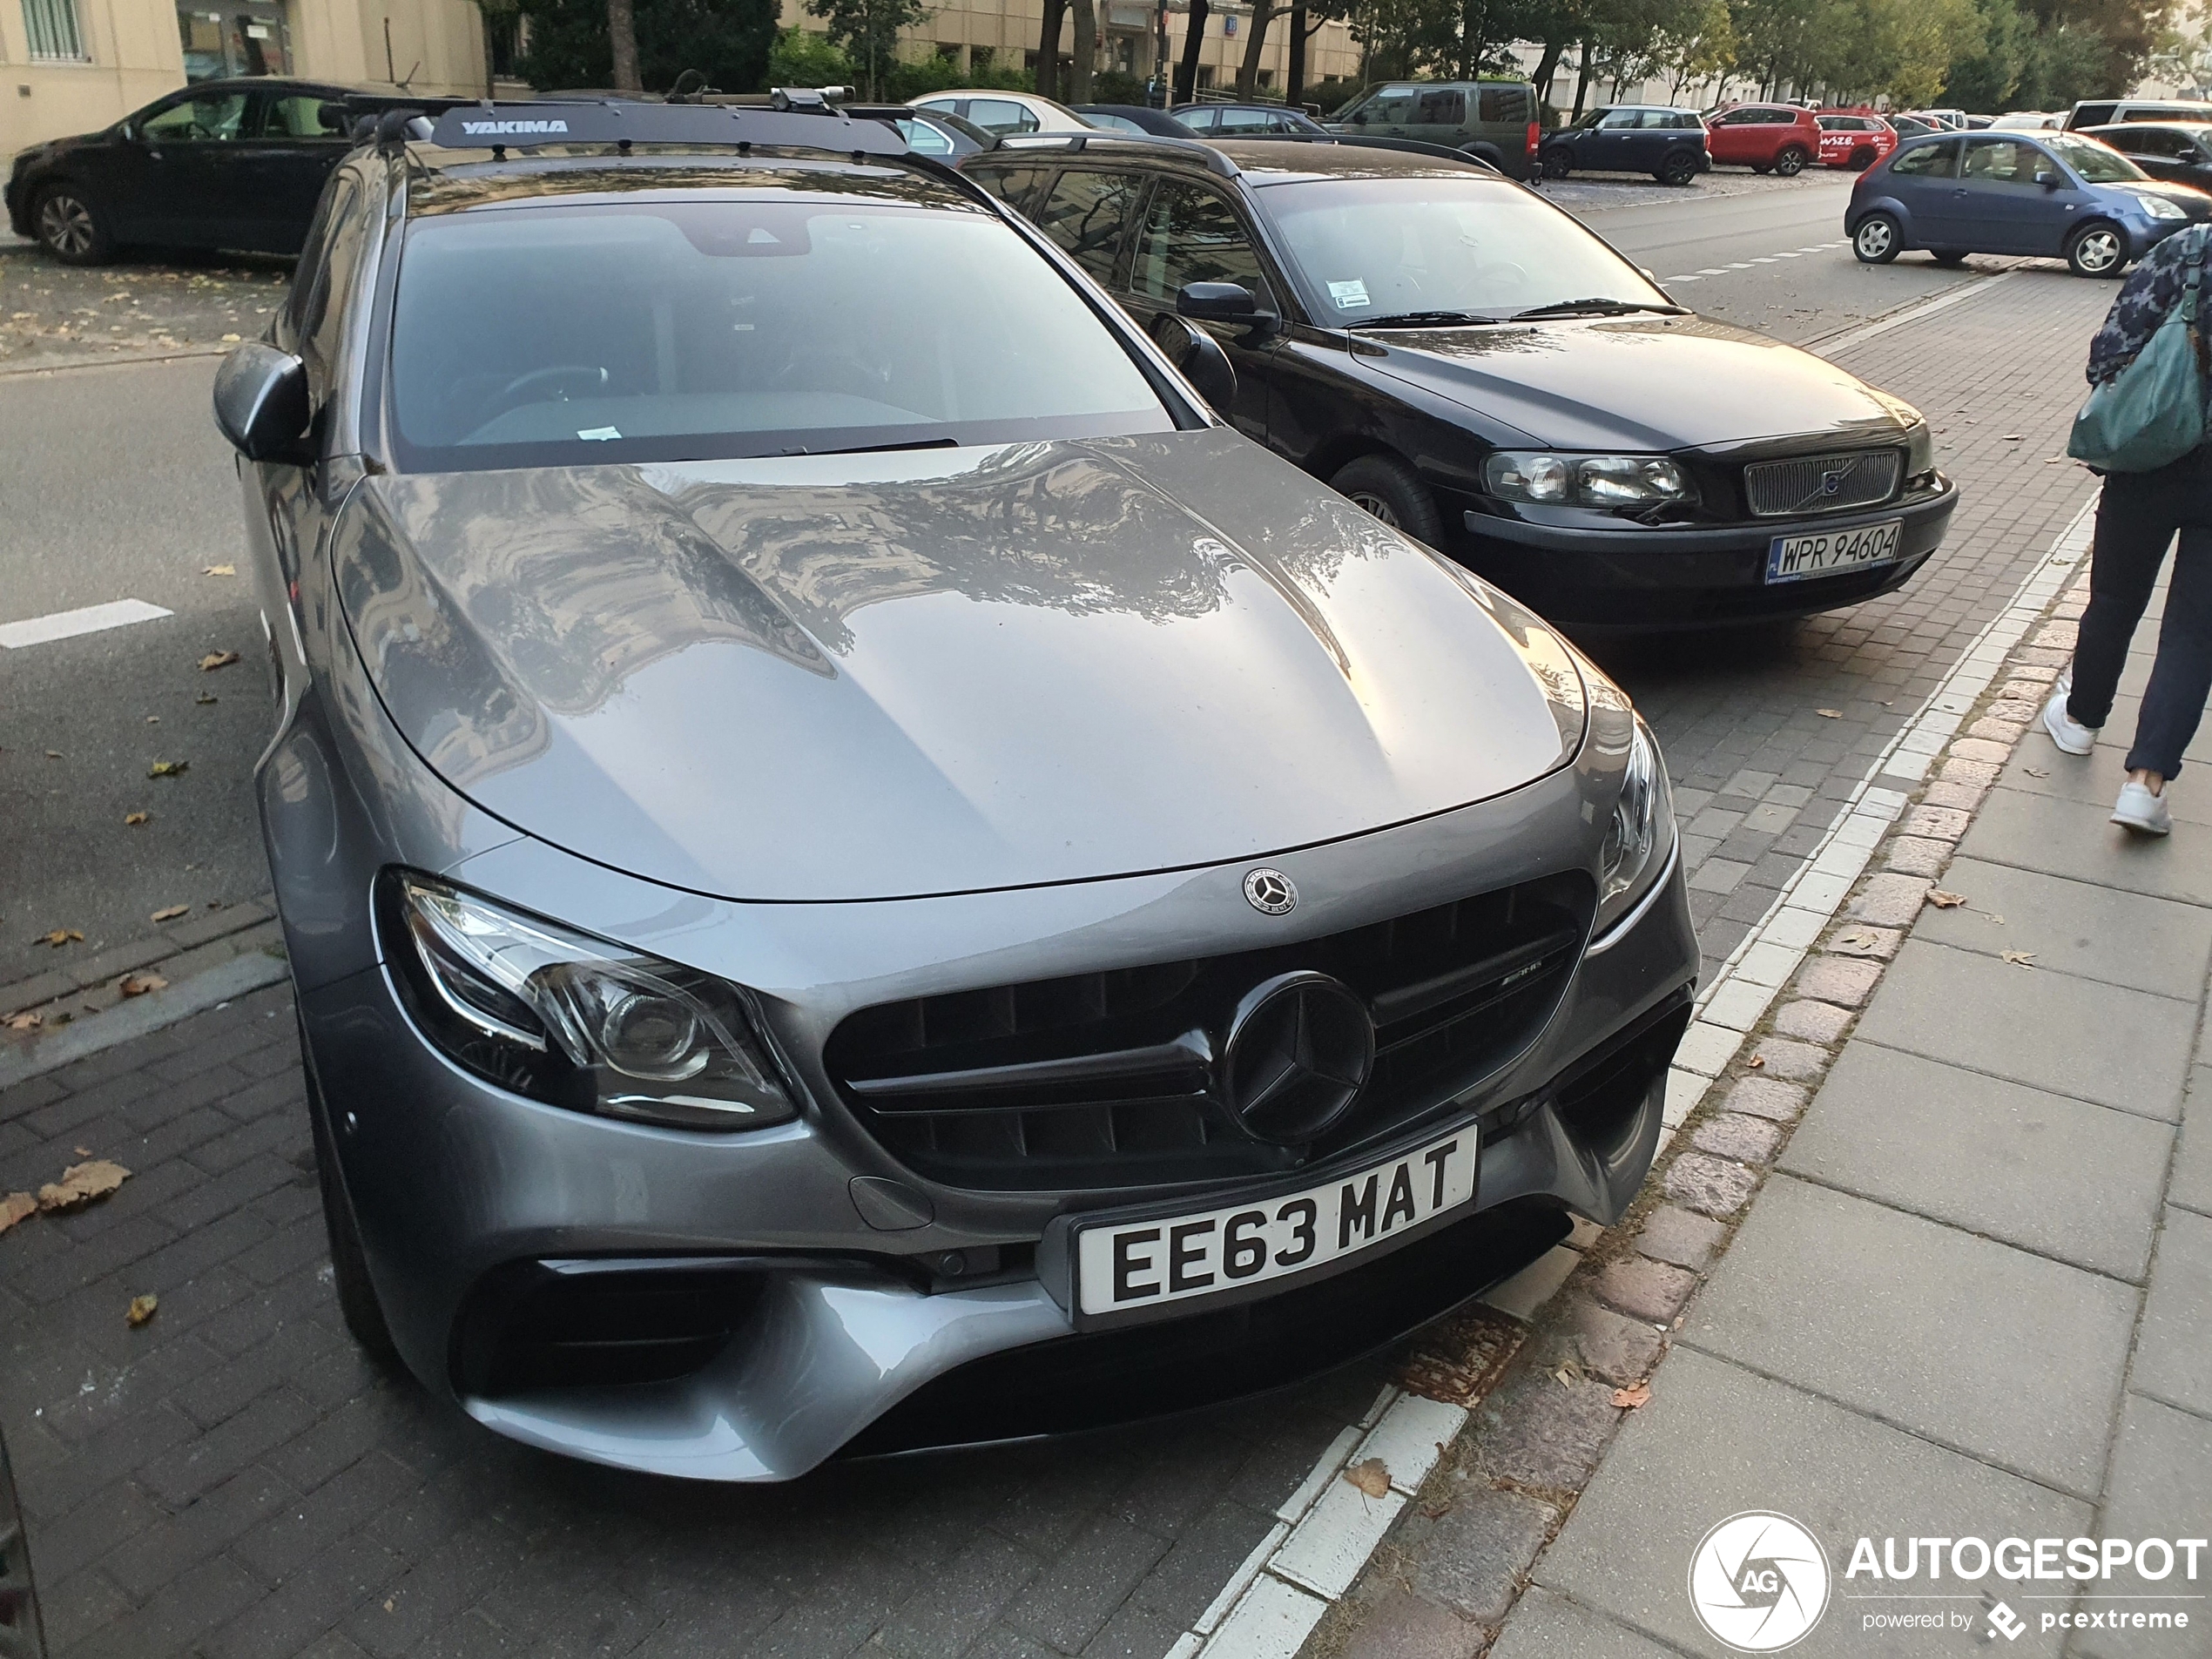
335, 428, 1584, 902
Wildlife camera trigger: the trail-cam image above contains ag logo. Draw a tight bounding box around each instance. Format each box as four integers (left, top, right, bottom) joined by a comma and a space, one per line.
1688, 1512, 1831, 1652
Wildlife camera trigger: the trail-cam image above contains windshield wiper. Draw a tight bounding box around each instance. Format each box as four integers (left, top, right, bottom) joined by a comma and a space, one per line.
1349, 309, 1504, 329
1506, 299, 1689, 320
781, 435, 962, 457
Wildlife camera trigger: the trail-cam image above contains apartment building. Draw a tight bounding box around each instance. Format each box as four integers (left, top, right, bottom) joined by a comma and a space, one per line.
3, 0, 485, 154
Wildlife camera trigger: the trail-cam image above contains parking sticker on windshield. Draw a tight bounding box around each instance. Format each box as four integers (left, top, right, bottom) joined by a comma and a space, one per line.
1327, 279, 1372, 310
577, 427, 622, 442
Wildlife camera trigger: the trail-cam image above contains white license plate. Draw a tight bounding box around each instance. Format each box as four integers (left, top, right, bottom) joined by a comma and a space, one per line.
1765, 517, 1903, 583
1073, 1129, 1477, 1320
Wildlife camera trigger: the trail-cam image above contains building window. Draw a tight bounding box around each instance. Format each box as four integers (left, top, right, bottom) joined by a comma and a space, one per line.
972, 44, 994, 70
24, 0, 87, 60
178, 1, 293, 78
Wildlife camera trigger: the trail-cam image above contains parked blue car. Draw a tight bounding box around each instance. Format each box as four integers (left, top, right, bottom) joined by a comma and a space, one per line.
1847, 129, 2212, 276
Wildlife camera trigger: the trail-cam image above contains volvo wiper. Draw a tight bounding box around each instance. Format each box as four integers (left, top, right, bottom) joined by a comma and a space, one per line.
1506, 298, 1688, 320
1350, 309, 1503, 328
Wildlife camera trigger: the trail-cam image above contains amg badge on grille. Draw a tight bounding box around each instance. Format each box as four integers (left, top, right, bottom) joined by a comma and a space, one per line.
1243, 868, 1297, 915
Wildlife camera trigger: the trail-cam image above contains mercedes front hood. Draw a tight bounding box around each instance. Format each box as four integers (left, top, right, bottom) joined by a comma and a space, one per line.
334, 428, 1584, 902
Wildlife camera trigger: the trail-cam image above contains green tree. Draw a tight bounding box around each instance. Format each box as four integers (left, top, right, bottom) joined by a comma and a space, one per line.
804, 0, 932, 97
768, 23, 851, 83
516, 0, 777, 91
1940, 0, 2028, 107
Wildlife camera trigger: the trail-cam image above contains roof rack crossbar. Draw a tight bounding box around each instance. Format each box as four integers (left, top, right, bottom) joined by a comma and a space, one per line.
422, 99, 908, 158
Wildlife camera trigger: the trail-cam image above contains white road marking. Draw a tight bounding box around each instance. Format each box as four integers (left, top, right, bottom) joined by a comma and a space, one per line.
1752, 255, 1779, 263
1725, 260, 1755, 269
1666, 274, 1702, 283
1696, 266, 1728, 276
0, 598, 172, 650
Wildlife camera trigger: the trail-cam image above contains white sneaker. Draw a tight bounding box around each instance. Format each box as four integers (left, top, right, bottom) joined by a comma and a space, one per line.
2043, 689, 2099, 756
2112, 780, 2173, 835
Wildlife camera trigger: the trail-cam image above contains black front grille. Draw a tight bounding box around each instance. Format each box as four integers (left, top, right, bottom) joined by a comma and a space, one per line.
824, 873, 1594, 1192
1743, 448, 1901, 516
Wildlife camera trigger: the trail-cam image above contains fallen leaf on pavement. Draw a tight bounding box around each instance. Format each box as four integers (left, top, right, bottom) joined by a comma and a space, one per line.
2024, 765, 2050, 778
4, 1011, 41, 1031
2002, 949, 2037, 967
202, 564, 235, 577
1815, 708, 1842, 718
145, 715, 159, 725
1344, 1458, 1391, 1498
73, 1147, 90, 1157
44, 750, 62, 759
2003, 434, 2022, 442
39, 928, 84, 948
1925, 889, 1966, 908
1831, 926, 1885, 953
195, 692, 218, 705
37, 1160, 131, 1213
118, 974, 166, 997
125, 811, 149, 826
1612, 1381, 1652, 1409
148, 760, 188, 778
0, 1193, 37, 1236
1986, 914, 2006, 926
198, 651, 239, 671
1748, 1054, 1766, 1069
150, 905, 188, 922
221, 332, 241, 342
125, 1293, 158, 1327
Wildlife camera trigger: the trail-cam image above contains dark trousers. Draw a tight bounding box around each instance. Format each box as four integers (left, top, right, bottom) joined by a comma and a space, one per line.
2067, 458, 2212, 778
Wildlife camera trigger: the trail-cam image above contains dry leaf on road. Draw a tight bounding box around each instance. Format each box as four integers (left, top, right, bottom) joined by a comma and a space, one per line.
148, 759, 189, 778
1831, 926, 1886, 954
4, 1011, 41, 1031
1815, 708, 1843, 718
40, 928, 84, 948
2002, 949, 2037, 967
150, 905, 188, 922
202, 564, 236, 577
1748, 1054, 1766, 1069
1925, 889, 1966, 908
44, 750, 62, 759
119, 974, 167, 997
1612, 1381, 1653, 1409
0, 1192, 37, 1236
1344, 1458, 1391, 1498
195, 692, 218, 705
2024, 766, 2050, 779
199, 650, 240, 671
37, 1160, 131, 1213
125, 811, 150, 826
126, 1293, 158, 1327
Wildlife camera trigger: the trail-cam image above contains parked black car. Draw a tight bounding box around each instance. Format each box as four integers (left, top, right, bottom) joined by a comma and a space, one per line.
5, 78, 452, 264
1176, 103, 1334, 139
0, 1425, 44, 1659
966, 137, 1955, 628
1076, 104, 1201, 137
1539, 105, 1710, 185
2080, 122, 2212, 192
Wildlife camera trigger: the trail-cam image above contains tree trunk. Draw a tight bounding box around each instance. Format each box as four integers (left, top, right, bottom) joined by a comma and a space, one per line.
1286, 0, 1306, 102
606, 0, 641, 91
1531, 37, 1563, 109
1572, 36, 1594, 117
1037, 0, 1065, 98
1070, 0, 1095, 101
1174, 0, 1207, 103
1235, 0, 1275, 98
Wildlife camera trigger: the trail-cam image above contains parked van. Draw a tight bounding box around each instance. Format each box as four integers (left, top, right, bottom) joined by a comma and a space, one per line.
1326, 80, 1541, 179
2066, 98, 2212, 130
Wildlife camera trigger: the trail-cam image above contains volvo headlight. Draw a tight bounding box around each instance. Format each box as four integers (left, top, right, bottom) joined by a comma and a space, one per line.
2139, 194, 2186, 221
1485, 452, 1691, 508
1595, 720, 1674, 935
382, 873, 798, 1131
1905, 417, 1935, 479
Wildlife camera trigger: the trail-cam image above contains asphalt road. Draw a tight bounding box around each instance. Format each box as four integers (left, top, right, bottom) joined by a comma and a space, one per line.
1551, 170, 1993, 343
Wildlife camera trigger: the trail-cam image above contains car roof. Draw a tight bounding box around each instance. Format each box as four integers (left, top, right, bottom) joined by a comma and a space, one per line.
156, 76, 376, 98
2085, 120, 2212, 133
1212, 138, 1499, 182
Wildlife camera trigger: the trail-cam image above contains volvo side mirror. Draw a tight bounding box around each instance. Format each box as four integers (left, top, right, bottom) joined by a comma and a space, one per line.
213, 341, 312, 463
1177, 280, 1278, 337
1150, 313, 1237, 411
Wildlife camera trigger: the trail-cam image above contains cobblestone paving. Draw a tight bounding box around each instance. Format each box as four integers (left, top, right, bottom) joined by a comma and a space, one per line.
0, 267, 2119, 1658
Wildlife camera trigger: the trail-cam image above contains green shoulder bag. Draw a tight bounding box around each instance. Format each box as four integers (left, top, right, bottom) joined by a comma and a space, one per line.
2069, 243, 2210, 474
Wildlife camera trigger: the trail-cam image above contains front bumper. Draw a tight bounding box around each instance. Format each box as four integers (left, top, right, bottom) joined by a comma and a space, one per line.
1452, 475, 1959, 628
294, 770, 1696, 1482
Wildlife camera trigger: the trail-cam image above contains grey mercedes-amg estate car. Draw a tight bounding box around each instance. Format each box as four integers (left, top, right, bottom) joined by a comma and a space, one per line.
212, 100, 1697, 1481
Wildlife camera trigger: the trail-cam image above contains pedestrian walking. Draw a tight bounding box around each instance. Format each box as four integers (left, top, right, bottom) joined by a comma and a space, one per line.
2049, 222, 2212, 834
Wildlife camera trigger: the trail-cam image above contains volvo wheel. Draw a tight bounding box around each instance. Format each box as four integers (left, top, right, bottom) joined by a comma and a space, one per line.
1331, 454, 1444, 547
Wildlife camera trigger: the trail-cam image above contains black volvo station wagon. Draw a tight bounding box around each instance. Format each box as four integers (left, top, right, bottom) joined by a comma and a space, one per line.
964, 137, 1958, 629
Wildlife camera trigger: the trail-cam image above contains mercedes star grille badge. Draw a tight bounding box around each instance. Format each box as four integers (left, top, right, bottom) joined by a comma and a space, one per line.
1243, 867, 1297, 915
1220, 971, 1375, 1143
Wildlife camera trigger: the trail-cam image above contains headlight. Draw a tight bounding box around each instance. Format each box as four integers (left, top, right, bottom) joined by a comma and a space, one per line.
1905, 418, 1935, 478
2140, 194, 2186, 220
1595, 720, 1674, 935
382, 872, 799, 1131
1485, 452, 1692, 508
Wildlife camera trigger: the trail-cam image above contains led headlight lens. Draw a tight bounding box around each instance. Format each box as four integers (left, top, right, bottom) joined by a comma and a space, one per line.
386, 873, 798, 1131
1485, 452, 1691, 508
1595, 720, 1674, 934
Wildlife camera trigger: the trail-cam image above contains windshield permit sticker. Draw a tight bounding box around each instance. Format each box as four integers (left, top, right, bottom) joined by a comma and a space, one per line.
1328, 279, 1372, 311
577, 427, 622, 442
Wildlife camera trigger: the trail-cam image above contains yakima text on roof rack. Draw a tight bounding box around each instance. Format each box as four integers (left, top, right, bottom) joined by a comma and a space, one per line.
422, 100, 909, 157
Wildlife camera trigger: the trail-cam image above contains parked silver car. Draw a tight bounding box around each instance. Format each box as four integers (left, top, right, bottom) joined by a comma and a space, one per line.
212, 101, 1697, 1481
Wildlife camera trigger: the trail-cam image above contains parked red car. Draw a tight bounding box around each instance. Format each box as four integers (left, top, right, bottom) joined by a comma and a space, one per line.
1816, 111, 1897, 170
1705, 103, 1824, 174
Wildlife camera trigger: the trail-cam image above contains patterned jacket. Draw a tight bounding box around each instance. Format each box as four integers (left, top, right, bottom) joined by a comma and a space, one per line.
2087, 225, 2212, 385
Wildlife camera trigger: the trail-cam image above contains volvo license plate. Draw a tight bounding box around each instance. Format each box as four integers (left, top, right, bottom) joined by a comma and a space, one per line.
1071, 1129, 1477, 1322
1765, 517, 1903, 583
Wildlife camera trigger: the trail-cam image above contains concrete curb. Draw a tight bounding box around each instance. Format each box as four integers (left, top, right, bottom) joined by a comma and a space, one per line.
0, 948, 290, 1090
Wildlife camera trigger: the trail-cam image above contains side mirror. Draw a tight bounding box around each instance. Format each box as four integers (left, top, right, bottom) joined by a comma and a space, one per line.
213, 341, 312, 463
1177, 280, 1278, 338
2036, 169, 2061, 189
1150, 313, 1237, 411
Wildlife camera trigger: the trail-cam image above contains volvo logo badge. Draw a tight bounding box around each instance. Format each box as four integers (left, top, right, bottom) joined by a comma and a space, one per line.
1820, 469, 1845, 496
1243, 868, 1298, 915
1220, 971, 1375, 1143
